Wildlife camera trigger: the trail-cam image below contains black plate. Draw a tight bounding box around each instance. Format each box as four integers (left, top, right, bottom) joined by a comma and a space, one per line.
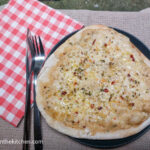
46, 28, 150, 149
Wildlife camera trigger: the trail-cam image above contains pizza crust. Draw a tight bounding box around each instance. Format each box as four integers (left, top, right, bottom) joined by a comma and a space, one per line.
36, 25, 150, 139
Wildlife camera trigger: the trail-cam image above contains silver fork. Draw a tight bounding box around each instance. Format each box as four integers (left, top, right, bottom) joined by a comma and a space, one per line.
28, 30, 45, 150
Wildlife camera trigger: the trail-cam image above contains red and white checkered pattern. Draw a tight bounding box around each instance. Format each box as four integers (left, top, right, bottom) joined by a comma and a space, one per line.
0, 0, 83, 127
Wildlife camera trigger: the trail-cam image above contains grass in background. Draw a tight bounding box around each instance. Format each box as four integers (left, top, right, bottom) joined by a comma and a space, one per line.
1, 0, 150, 11
0, 0, 9, 6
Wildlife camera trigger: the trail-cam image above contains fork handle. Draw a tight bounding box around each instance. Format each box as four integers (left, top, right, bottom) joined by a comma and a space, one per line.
33, 74, 43, 150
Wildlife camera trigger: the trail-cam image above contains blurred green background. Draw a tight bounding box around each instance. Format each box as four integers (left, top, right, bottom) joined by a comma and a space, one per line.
0, 0, 150, 11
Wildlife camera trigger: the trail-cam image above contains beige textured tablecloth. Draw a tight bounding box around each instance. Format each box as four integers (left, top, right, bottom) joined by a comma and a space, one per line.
0, 5, 150, 150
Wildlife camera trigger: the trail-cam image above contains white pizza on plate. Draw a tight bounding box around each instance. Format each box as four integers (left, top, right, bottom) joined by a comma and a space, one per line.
36, 25, 150, 139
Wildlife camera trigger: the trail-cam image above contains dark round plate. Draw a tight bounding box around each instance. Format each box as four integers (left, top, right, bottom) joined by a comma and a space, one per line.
46, 27, 150, 149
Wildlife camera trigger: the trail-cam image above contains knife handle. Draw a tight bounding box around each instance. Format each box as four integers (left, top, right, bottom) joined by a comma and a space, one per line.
23, 77, 31, 150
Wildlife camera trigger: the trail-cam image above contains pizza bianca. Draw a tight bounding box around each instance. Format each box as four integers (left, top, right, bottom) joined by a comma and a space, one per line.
36, 25, 150, 139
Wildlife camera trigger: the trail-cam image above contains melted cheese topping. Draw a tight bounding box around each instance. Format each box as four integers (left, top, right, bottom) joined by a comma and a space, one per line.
41, 29, 150, 134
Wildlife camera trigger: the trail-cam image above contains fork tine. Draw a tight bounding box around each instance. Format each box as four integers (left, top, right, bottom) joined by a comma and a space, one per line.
31, 36, 37, 55
27, 30, 45, 59
34, 36, 39, 55
38, 36, 45, 56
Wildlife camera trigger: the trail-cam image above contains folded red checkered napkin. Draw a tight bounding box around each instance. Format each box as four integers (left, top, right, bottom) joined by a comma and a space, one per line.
0, 0, 83, 127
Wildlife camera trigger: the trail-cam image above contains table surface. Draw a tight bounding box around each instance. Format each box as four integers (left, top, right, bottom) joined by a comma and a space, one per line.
0, 0, 150, 11
1, 4, 150, 150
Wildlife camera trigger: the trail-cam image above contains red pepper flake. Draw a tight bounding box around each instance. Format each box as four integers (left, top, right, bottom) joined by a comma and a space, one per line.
104, 43, 107, 47
120, 96, 124, 100
61, 91, 67, 95
127, 73, 131, 77
75, 100, 78, 104
75, 111, 78, 114
92, 39, 96, 45
90, 104, 94, 109
78, 76, 82, 80
131, 44, 135, 48
109, 94, 113, 101
130, 54, 135, 62
74, 82, 77, 85
104, 89, 109, 93
111, 81, 115, 85
98, 106, 103, 111
73, 72, 76, 76
129, 103, 134, 107
130, 78, 134, 82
